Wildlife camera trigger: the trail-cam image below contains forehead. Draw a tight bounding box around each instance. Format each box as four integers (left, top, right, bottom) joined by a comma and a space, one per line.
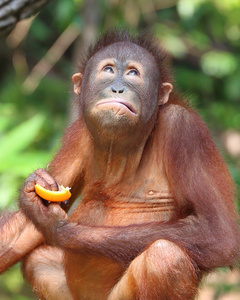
89, 42, 157, 68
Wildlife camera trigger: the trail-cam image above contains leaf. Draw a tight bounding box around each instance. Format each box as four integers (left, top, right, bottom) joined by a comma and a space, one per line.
200, 51, 238, 78
0, 116, 11, 132
0, 174, 19, 209
0, 152, 51, 176
161, 35, 187, 58
0, 114, 45, 162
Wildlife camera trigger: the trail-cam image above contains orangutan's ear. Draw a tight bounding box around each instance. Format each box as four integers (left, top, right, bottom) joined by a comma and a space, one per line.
72, 73, 83, 95
158, 82, 173, 105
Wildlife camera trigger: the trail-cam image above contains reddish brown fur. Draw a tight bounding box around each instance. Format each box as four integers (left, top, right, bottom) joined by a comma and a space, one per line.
0, 30, 239, 300
46, 101, 239, 271
0, 211, 43, 273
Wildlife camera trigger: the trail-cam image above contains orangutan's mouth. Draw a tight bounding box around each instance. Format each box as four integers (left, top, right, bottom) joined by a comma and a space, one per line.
96, 98, 137, 115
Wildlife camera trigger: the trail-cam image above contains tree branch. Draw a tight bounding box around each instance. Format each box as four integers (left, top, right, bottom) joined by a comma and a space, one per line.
0, 0, 50, 37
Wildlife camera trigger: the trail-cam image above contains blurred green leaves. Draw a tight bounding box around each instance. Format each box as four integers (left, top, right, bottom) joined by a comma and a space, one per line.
177, 0, 204, 20
0, 114, 45, 164
0, 263, 34, 300
0, 112, 51, 208
201, 51, 238, 78
214, 0, 240, 11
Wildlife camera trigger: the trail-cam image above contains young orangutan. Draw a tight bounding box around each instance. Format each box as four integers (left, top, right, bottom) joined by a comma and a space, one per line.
0, 30, 239, 300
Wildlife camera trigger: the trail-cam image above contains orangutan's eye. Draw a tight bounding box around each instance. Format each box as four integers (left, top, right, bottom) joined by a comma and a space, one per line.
127, 69, 139, 76
103, 66, 114, 73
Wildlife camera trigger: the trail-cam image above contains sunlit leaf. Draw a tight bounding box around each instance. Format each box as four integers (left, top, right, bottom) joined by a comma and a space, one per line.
213, 0, 240, 11
200, 51, 238, 78
0, 116, 11, 132
0, 152, 51, 176
0, 174, 19, 209
161, 36, 187, 58
0, 114, 45, 161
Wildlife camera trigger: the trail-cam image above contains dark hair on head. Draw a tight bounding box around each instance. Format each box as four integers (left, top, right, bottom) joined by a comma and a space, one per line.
77, 29, 173, 83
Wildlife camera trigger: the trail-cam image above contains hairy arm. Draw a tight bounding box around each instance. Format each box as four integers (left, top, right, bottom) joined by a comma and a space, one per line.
47, 118, 92, 207
0, 210, 43, 273
19, 105, 240, 272
0, 119, 91, 273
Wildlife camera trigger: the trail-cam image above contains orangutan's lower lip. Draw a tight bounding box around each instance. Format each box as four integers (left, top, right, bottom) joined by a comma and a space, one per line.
96, 99, 137, 115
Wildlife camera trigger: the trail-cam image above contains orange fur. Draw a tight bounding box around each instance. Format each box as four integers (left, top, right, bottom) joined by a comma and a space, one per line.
0, 30, 239, 300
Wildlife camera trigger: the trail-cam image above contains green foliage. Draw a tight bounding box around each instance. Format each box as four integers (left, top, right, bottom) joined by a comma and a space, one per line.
201, 51, 238, 78
0, 111, 51, 209
0, 76, 69, 211
0, 264, 34, 300
0, 114, 45, 162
